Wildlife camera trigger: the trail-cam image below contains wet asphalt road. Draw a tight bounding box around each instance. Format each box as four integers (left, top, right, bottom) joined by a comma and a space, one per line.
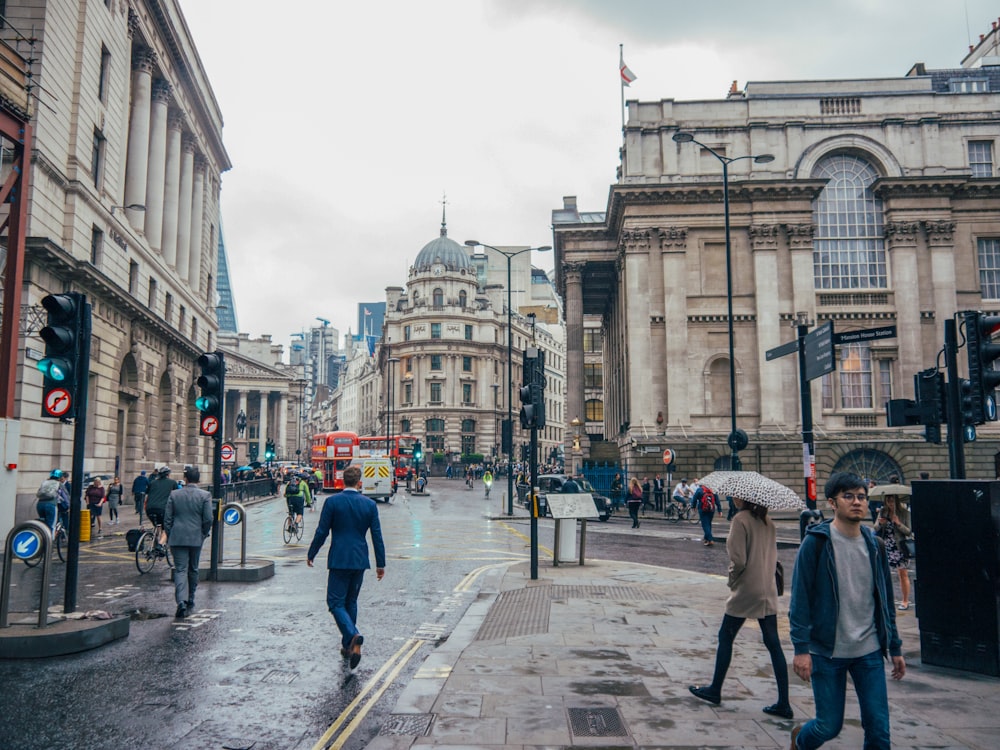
0, 482, 797, 749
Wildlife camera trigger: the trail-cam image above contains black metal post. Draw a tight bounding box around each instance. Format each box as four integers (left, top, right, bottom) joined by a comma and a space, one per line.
796, 316, 817, 509
529, 423, 538, 580
64, 299, 91, 614
209, 352, 225, 580
945, 319, 965, 478
721, 158, 741, 471
506, 255, 514, 516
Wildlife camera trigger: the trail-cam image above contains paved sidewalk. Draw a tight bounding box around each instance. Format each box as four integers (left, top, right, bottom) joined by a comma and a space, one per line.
371, 557, 1000, 748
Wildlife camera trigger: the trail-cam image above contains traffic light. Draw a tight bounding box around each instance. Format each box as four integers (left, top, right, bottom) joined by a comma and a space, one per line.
914, 368, 945, 444
519, 348, 546, 429
196, 351, 225, 437
413, 440, 422, 462
265, 438, 275, 461
960, 378, 977, 442
963, 311, 1000, 424
38, 292, 86, 419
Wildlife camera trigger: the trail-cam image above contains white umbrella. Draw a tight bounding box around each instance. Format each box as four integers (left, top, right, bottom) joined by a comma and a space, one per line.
698, 470, 805, 511
868, 483, 911, 498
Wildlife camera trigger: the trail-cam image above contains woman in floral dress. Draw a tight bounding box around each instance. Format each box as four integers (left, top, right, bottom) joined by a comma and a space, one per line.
874, 493, 913, 610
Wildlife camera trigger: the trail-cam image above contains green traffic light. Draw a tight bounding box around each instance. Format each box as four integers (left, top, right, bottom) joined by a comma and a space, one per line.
195, 395, 219, 412
37, 357, 70, 381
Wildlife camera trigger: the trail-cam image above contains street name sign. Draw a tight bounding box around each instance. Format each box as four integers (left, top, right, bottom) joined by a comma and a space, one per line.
833, 325, 897, 344
804, 321, 835, 381
765, 340, 799, 361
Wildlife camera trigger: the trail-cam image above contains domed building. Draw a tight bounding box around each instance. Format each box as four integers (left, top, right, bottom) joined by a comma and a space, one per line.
380, 217, 566, 474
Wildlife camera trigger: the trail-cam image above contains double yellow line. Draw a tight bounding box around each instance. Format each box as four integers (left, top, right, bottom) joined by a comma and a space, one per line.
311, 637, 424, 750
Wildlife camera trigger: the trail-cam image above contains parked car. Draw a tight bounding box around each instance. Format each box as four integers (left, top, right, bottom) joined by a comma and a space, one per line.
529, 474, 611, 521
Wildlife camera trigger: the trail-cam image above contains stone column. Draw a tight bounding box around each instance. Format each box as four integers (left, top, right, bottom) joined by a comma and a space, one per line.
257, 391, 269, 460
926, 220, 957, 324
186, 157, 206, 289
161, 113, 183, 267
143, 81, 170, 249
622, 231, 653, 432
886, 222, 923, 379
176, 136, 195, 282
124, 49, 156, 231
750, 224, 783, 425
660, 228, 689, 426
278, 393, 288, 459
563, 262, 585, 435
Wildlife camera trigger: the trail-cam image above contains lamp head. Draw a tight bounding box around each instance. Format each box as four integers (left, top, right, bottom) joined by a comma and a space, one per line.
753, 154, 775, 164
464, 240, 480, 247
536, 245, 552, 252
672, 132, 695, 143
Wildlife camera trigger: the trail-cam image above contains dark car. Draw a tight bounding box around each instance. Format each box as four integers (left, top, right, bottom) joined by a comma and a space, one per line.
530, 474, 611, 521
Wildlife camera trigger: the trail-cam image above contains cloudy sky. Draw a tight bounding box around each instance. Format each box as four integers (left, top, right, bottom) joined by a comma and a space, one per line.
181, 0, 998, 351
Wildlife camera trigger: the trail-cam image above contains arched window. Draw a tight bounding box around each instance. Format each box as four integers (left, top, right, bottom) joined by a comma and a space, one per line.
585, 398, 603, 422
461, 419, 476, 432
831, 448, 902, 485
433, 288, 444, 307
812, 154, 886, 289
458, 290, 467, 308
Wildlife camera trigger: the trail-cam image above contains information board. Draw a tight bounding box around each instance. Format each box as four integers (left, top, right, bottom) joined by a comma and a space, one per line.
546, 494, 597, 519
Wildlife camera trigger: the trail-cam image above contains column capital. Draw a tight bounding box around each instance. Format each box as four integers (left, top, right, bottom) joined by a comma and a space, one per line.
132, 48, 157, 74
128, 8, 141, 39
151, 79, 173, 104
562, 262, 585, 286
657, 226, 687, 250
924, 220, 955, 245
620, 228, 653, 253
194, 153, 209, 172
181, 134, 197, 154
786, 223, 815, 251
885, 221, 921, 246
749, 223, 780, 251
167, 110, 185, 131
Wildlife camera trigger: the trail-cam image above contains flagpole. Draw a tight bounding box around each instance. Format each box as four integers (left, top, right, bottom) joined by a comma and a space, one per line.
619, 44, 625, 131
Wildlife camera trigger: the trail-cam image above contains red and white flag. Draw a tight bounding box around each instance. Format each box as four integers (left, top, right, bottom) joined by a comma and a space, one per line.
620, 52, 637, 86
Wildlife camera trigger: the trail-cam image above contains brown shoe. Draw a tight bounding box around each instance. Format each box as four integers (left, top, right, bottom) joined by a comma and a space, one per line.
790, 725, 801, 750
349, 634, 364, 668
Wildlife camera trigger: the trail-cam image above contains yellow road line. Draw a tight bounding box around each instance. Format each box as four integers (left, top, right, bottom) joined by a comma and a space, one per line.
498, 520, 553, 556
312, 637, 423, 750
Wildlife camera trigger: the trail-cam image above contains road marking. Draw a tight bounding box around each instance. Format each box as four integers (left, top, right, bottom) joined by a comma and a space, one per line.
312, 637, 423, 750
172, 608, 224, 631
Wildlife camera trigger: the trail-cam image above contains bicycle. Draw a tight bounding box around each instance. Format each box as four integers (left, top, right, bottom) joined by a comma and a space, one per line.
135, 522, 173, 574
25, 513, 68, 566
283, 510, 304, 544
663, 500, 698, 524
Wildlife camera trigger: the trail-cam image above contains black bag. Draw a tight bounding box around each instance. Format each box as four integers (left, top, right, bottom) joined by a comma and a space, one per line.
126, 528, 143, 552
903, 537, 916, 560
775, 561, 785, 596
285, 480, 300, 498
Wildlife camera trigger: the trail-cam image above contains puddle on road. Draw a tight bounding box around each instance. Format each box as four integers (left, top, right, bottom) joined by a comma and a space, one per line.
129, 608, 168, 620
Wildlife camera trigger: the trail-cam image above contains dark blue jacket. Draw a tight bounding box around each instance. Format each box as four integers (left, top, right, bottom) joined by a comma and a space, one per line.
789, 520, 902, 660
307, 488, 386, 570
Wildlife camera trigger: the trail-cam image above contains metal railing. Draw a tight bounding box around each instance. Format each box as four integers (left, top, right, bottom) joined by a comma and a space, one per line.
221, 478, 274, 505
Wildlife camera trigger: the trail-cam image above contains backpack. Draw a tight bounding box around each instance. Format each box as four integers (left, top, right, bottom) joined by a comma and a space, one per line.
285, 479, 300, 498
699, 487, 717, 513
37, 478, 60, 502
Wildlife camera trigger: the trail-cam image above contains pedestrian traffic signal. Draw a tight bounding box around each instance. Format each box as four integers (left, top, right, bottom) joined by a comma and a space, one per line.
196, 351, 225, 436
960, 378, 977, 441
413, 441, 422, 461
914, 368, 945, 444
38, 292, 86, 419
963, 311, 1000, 424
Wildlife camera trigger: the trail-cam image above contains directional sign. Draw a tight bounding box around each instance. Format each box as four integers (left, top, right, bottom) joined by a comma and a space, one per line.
223, 507, 242, 526
833, 325, 897, 345
804, 321, 836, 381
12, 529, 42, 560
200, 415, 219, 436
44, 387, 72, 417
662, 448, 675, 465
765, 340, 799, 361
220, 443, 235, 463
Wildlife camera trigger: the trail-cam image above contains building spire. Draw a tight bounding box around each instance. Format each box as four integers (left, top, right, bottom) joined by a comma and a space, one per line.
440, 191, 448, 236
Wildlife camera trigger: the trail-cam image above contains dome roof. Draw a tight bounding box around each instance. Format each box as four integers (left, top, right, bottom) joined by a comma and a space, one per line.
413, 222, 471, 273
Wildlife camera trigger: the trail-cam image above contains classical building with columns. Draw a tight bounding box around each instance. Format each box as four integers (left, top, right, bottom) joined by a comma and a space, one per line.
7, 1, 229, 521
554, 37, 1000, 491
379, 222, 565, 471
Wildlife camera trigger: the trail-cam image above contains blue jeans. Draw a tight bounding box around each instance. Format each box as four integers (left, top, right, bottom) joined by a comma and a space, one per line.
36, 500, 58, 533
699, 509, 715, 541
796, 649, 890, 750
326, 568, 365, 649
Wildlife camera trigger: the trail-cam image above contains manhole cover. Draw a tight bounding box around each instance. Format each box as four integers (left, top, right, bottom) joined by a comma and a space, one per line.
222, 741, 256, 750
378, 714, 434, 736
568, 707, 628, 737
261, 669, 298, 684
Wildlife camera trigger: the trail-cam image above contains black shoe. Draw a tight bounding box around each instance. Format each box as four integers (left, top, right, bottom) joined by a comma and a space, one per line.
175, 604, 188, 619
349, 634, 364, 668
186, 600, 194, 610
688, 685, 721, 705
763, 703, 794, 719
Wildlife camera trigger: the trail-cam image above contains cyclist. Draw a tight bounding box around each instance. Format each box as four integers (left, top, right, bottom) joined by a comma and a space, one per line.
483, 470, 493, 497
285, 473, 311, 531
35, 469, 63, 533
145, 466, 175, 549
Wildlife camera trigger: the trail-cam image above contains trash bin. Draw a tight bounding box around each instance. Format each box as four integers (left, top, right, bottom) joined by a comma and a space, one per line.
79, 508, 91, 541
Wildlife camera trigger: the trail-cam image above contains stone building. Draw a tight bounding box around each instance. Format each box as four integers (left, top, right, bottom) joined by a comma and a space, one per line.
7, 1, 229, 522
554, 33, 1000, 493
380, 221, 565, 471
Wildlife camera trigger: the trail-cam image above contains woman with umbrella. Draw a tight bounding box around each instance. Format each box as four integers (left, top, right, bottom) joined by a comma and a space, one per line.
689, 471, 801, 720
871, 484, 913, 610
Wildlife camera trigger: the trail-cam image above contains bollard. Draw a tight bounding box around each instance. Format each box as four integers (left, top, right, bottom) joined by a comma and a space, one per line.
220, 502, 247, 566
799, 508, 824, 540
1, 521, 54, 629
79, 507, 91, 542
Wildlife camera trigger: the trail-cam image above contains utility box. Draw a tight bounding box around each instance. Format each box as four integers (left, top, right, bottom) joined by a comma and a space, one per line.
910, 480, 1000, 676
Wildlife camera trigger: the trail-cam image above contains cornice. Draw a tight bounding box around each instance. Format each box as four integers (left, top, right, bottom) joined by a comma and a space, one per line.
872, 176, 973, 199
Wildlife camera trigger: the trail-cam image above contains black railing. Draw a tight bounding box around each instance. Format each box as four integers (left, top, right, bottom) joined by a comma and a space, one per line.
221, 478, 275, 505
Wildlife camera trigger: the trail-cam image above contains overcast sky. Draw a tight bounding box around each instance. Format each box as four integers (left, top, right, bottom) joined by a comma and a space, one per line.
180, 0, 998, 352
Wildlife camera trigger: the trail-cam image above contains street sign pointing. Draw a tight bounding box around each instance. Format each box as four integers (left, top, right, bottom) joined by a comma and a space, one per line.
12, 529, 41, 559
765, 340, 799, 361
833, 325, 897, 344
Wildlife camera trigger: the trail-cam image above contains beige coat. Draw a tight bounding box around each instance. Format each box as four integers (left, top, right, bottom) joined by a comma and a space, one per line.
725, 510, 779, 619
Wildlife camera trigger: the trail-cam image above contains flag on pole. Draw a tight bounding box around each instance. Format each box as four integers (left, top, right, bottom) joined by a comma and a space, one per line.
364, 308, 371, 316
620, 51, 637, 86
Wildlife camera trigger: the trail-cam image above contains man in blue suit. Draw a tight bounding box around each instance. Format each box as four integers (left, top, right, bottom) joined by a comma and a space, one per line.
307, 464, 386, 668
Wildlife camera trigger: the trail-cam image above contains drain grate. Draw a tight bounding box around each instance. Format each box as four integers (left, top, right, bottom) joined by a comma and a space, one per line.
379, 714, 434, 736
261, 669, 298, 684
568, 707, 628, 737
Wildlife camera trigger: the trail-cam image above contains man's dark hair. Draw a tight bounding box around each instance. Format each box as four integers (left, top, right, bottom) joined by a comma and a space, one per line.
184, 466, 200, 483
343, 465, 361, 487
824, 471, 866, 500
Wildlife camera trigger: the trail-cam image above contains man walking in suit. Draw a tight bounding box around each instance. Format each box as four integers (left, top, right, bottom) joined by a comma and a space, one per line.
164, 466, 213, 619
307, 464, 386, 668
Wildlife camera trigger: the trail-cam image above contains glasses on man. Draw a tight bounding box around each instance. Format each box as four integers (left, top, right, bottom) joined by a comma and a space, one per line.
838, 492, 868, 503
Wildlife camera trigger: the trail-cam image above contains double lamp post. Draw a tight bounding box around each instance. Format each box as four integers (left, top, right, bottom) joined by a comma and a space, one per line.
672, 131, 773, 471
465, 240, 551, 515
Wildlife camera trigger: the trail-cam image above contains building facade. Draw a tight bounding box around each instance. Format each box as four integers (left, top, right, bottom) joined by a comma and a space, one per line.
554, 34, 1000, 492
380, 223, 565, 470
6, 1, 229, 524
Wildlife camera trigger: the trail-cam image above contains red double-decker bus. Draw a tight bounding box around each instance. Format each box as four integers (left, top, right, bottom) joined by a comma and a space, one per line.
358, 435, 416, 480
311, 431, 360, 492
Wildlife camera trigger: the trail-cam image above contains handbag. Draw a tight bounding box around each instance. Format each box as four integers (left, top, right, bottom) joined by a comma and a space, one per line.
902, 537, 916, 560
775, 561, 785, 596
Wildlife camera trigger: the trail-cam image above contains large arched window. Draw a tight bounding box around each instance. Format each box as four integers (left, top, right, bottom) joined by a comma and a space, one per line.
585, 398, 604, 422
812, 154, 886, 289
831, 448, 902, 485
458, 290, 467, 308
432, 288, 444, 307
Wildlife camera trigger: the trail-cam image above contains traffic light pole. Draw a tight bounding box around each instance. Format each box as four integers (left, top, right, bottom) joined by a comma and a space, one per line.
209, 429, 222, 580
944, 319, 966, 479
64, 300, 92, 614
529, 424, 538, 581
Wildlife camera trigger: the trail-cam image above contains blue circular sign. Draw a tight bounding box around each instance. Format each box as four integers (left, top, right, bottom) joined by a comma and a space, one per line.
12, 529, 42, 560
223, 508, 242, 526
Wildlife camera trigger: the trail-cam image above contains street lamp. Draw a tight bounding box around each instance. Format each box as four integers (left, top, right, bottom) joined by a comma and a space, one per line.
465, 240, 552, 515
672, 131, 774, 471
387, 356, 400, 483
